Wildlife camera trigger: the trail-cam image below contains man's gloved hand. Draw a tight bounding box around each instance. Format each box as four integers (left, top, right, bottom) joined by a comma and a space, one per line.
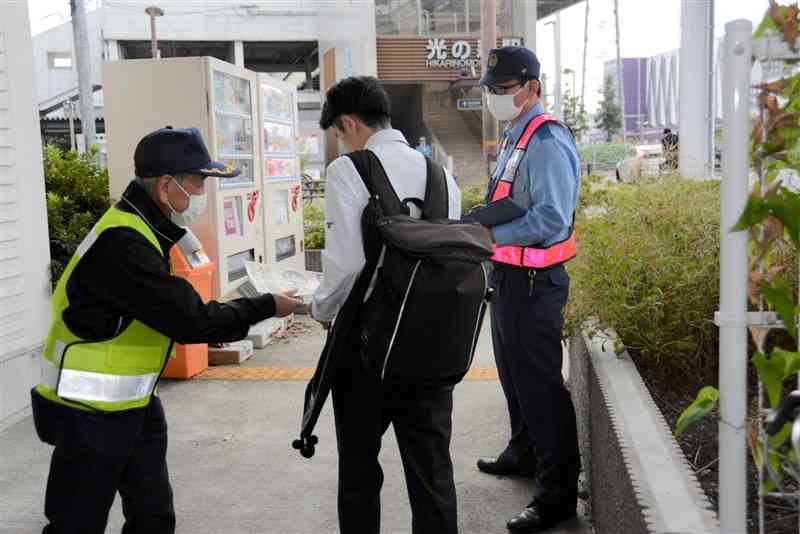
273, 290, 303, 318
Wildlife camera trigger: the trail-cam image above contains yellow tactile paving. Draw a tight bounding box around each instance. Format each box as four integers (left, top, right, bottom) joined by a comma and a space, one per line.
195, 365, 498, 381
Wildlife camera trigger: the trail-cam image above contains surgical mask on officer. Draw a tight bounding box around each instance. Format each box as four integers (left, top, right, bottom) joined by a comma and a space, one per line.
486, 83, 527, 122
168, 177, 207, 227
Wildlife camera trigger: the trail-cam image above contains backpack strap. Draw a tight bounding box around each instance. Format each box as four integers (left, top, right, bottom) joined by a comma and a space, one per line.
346, 150, 408, 216
422, 156, 449, 220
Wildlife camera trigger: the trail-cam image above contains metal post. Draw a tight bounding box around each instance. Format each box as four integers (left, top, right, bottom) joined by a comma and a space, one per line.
553, 11, 562, 117
70, 0, 96, 152
718, 18, 752, 534
581, 0, 589, 112
465, 0, 470, 33
613, 0, 626, 144
417, 0, 423, 36
145, 6, 164, 59
480, 0, 498, 165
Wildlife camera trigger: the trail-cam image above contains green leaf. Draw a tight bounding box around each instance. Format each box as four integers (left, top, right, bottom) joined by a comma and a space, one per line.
675, 386, 719, 436
753, 351, 785, 408
755, 9, 780, 38
753, 351, 800, 408
732, 193, 771, 232
760, 277, 799, 341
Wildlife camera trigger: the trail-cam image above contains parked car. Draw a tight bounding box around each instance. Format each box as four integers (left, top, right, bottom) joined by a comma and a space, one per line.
615, 144, 666, 182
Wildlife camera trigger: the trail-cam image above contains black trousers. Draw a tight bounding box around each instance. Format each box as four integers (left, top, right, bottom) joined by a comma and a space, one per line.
332, 354, 458, 534
41, 396, 175, 534
490, 264, 581, 508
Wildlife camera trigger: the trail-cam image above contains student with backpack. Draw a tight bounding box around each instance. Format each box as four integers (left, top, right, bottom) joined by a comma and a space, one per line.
304, 76, 493, 534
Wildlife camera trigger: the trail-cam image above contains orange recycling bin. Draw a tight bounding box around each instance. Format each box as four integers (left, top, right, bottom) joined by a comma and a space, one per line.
162, 247, 215, 379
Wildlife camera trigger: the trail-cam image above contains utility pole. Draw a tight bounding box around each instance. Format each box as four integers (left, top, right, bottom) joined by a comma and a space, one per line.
70, 0, 96, 152
480, 0, 499, 173
581, 0, 589, 112
145, 6, 164, 59
554, 11, 562, 117
613, 0, 626, 144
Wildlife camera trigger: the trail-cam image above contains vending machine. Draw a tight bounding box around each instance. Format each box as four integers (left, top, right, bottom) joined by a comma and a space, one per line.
103, 57, 264, 298
257, 74, 305, 271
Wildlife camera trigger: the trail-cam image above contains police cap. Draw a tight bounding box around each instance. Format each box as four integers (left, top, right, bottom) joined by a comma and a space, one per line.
479, 46, 541, 87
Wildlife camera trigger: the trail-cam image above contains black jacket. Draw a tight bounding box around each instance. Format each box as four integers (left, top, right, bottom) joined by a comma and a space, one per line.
63, 180, 276, 345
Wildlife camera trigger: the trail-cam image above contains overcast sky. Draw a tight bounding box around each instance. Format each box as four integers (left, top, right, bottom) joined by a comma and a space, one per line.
27, 0, 769, 113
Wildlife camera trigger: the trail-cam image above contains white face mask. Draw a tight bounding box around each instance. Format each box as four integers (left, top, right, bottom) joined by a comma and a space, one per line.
168, 178, 207, 227
486, 84, 526, 122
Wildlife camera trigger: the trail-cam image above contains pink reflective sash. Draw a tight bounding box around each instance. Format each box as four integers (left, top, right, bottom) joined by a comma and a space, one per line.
488, 113, 577, 268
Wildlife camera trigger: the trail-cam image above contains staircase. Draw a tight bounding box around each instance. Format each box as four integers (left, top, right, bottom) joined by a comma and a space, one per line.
423, 86, 487, 186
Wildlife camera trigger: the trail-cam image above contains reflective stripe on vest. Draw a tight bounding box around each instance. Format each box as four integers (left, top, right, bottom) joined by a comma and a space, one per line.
40, 349, 159, 403
489, 113, 577, 269
37, 206, 173, 412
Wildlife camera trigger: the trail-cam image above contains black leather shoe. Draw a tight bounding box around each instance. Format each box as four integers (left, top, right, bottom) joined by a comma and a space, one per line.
476, 456, 536, 478
506, 502, 576, 533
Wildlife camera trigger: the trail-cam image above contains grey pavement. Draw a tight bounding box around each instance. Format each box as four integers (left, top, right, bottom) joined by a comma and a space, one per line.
0, 318, 591, 534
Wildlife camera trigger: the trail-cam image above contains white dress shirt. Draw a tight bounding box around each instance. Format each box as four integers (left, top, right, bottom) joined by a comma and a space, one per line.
311, 128, 462, 322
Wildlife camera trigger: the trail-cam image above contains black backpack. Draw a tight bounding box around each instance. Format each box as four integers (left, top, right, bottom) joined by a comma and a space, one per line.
347, 150, 494, 383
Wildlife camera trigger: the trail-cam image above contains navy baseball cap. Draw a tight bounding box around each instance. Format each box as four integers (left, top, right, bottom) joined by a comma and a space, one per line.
134, 126, 240, 179
479, 46, 541, 87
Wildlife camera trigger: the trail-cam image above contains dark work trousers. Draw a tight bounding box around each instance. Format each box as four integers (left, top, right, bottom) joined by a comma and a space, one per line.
490, 263, 581, 508
332, 352, 458, 534
41, 396, 175, 534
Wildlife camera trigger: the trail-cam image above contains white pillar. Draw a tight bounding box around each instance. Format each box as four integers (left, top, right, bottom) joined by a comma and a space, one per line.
234, 41, 245, 68
105, 39, 120, 62
513, 0, 537, 52
718, 18, 752, 534
679, 0, 712, 179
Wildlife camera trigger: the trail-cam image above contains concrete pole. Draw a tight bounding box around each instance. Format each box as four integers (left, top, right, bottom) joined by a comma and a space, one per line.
70, 0, 96, 152
480, 0, 499, 165
553, 12, 562, 117
718, 19, 751, 534
706, 0, 716, 176
417, 0, 423, 36
581, 0, 589, 112
679, 0, 712, 179
145, 7, 164, 59
512, 0, 537, 52
465, 0, 470, 33
613, 0, 626, 144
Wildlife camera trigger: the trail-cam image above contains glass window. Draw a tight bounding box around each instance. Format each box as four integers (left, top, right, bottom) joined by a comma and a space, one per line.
48, 52, 72, 69
275, 236, 297, 263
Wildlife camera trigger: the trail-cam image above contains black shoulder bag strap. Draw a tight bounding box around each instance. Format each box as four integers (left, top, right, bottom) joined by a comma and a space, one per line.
346, 150, 408, 217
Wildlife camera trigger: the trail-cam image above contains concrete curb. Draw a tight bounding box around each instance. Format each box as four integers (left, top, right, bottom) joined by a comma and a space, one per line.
570, 327, 719, 534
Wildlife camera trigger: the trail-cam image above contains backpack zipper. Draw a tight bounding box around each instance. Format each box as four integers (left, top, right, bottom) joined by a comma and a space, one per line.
381, 259, 423, 381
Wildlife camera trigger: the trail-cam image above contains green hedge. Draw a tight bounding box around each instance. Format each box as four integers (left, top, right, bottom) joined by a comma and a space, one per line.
568, 176, 797, 392
44, 146, 111, 288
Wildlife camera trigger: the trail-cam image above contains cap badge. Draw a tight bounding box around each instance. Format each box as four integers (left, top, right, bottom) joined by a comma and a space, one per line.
488, 53, 499, 68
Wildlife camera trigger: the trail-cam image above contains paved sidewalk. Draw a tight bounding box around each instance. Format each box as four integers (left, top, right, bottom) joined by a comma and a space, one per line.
0, 318, 591, 534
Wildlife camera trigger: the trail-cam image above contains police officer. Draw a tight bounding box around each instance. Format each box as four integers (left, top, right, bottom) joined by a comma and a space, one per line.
474, 47, 582, 533
31, 127, 301, 534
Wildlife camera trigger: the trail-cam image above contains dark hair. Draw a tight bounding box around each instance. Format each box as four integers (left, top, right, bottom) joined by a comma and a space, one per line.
663, 128, 672, 134
319, 76, 391, 130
